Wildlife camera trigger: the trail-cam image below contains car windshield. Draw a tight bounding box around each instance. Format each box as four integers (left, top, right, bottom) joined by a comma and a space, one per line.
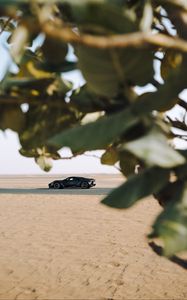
66, 177, 74, 181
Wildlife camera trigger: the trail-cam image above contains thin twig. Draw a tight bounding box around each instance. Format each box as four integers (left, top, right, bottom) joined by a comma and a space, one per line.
178, 98, 187, 110
0, 17, 12, 35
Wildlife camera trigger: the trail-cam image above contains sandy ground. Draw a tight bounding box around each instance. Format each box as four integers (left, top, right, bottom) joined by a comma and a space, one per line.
0, 174, 187, 300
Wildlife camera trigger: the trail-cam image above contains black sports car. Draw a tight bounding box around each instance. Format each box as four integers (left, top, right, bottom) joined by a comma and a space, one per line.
48, 176, 96, 189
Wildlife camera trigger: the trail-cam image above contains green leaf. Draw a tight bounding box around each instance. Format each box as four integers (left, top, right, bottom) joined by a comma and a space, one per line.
161, 50, 183, 80
123, 127, 185, 168
70, 2, 136, 33
70, 85, 109, 113
41, 36, 68, 65
48, 62, 187, 153
101, 147, 118, 165
20, 101, 78, 149
35, 155, 52, 172
71, 2, 154, 97
49, 108, 139, 151
77, 46, 154, 97
102, 167, 170, 208
119, 150, 139, 177
150, 181, 187, 256
0, 105, 25, 133
133, 61, 187, 113
39, 60, 77, 73
19, 146, 61, 160
4, 77, 54, 91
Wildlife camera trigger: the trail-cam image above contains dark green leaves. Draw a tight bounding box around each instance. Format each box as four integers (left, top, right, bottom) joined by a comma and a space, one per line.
0, 105, 25, 133
41, 36, 68, 65
69, 2, 137, 34
76, 46, 154, 97
49, 108, 139, 151
150, 181, 187, 256
102, 167, 170, 208
101, 147, 119, 165
70, 2, 154, 97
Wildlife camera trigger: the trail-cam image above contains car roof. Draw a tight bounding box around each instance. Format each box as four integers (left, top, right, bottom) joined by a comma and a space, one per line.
66, 176, 92, 180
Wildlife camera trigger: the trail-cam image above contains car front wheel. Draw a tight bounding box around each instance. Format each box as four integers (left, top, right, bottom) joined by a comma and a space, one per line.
81, 181, 89, 189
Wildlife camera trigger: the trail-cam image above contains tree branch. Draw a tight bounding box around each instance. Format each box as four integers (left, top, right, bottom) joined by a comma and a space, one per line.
178, 98, 187, 111
42, 22, 187, 52
0, 17, 12, 35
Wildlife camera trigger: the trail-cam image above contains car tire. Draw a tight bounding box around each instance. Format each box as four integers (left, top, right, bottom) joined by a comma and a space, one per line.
81, 181, 89, 189
53, 182, 61, 189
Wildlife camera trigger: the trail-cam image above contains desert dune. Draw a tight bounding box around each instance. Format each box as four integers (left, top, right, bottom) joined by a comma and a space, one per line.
0, 174, 187, 300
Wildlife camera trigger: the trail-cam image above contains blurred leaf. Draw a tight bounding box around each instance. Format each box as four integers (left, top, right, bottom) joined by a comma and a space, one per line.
102, 167, 170, 208
19, 146, 61, 160
174, 152, 187, 179
19, 148, 38, 158
150, 181, 187, 256
35, 155, 52, 172
70, 85, 107, 113
49, 68, 187, 153
10, 24, 29, 64
39, 60, 77, 73
161, 50, 183, 80
19, 100, 79, 150
123, 127, 185, 168
48, 108, 139, 151
47, 76, 73, 96
119, 150, 138, 177
81, 111, 103, 124
4, 77, 55, 94
70, 2, 136, 33
72, 2, 154, 96
25, 61, 53, 79
101, 147, 118, 165
133, 59, 187, 113
41, 36, 68, 65
77, 46, 154, 97
0, 105, 25, 133
153, 180, 183, 207
16, 49, 55, 80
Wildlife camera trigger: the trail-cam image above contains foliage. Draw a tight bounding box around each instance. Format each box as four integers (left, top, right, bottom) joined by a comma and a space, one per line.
1, 0, 187, 257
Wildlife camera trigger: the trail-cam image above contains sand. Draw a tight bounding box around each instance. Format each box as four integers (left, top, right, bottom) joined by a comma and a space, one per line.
0, 174, 187, 300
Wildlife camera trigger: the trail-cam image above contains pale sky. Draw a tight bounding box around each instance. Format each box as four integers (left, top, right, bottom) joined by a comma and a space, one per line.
0, 31, 187, 175
0, 129, 119, 174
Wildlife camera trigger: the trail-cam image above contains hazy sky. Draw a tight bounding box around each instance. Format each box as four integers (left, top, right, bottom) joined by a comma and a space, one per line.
0, 129, 120, 174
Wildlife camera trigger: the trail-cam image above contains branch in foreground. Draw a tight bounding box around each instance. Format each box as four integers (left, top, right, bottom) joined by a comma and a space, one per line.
42, 22, 187, 52
178, 98, 187, 110
167, 115, 187, 131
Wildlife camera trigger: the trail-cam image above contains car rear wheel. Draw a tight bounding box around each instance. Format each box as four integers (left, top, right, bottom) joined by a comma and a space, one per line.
53, 182, 61, 189
81, 181, 89, 189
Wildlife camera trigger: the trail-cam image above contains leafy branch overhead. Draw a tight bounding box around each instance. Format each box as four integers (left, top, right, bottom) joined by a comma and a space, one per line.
1, 0, 187, 257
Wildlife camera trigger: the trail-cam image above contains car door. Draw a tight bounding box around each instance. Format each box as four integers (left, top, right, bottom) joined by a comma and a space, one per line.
67, 177, 76, 187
